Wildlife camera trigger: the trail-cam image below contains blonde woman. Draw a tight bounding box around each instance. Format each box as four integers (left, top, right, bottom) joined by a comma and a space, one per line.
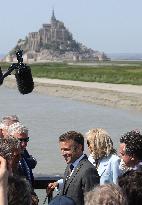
86, 128, 121, 184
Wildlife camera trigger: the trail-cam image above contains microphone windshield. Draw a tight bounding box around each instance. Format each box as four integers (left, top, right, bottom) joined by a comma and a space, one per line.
15, 64, 34, 94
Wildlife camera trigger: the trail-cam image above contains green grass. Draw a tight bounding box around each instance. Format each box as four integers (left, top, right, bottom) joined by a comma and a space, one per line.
1, 61, 142, 85
0, 62, 12, 70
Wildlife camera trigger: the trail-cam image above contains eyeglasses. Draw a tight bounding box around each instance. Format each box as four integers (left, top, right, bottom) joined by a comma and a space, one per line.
18, 137, 29, 142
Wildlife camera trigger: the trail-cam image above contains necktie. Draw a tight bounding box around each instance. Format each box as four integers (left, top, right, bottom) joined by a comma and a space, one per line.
70, 164, 74, 172
66, 164, 74, 181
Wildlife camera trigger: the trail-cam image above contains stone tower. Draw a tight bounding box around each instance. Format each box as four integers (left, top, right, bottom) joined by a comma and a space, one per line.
26, 10, 74, 52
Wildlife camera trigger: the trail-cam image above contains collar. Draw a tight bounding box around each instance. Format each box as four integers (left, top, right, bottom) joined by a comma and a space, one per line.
88, 154, 96, 165
72, 154, 85, 169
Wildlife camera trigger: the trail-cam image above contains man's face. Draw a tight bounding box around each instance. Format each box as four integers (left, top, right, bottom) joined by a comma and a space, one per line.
14, 133, 29, 150
119, 143, 134, 167
59, 139, 83, 164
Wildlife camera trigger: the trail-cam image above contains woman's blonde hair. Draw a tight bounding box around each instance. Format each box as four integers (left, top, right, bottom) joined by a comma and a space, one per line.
86, 128, 116, 160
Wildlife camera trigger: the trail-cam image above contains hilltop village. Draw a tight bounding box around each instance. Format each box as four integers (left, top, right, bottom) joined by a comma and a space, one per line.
4, 10, 110, 63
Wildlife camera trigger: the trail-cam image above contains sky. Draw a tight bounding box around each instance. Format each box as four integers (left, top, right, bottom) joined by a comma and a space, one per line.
0, 0, 142, 54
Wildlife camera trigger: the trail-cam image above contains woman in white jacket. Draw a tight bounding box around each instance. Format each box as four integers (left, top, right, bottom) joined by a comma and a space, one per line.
86, 128, 121, 185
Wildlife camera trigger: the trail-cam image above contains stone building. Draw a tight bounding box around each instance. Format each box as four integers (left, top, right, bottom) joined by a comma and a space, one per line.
5, 10, 110, 63
27, 10, 75, 53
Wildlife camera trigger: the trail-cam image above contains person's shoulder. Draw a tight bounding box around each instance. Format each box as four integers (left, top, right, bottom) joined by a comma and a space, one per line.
82, 160, 99, 180
78, 155, 96, 170
81, 158, 96, 170
23, 149, 30, 157
110, 154, 120, 162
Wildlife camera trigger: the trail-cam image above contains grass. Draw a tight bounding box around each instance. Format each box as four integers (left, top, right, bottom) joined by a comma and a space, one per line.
1, 61, 142, 85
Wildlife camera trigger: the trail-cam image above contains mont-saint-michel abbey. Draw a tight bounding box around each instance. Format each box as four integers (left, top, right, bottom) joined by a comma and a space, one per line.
4, 10, 109, 63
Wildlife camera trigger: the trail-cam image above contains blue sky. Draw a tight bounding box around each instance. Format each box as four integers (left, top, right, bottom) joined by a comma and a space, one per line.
1, 0, 142, 54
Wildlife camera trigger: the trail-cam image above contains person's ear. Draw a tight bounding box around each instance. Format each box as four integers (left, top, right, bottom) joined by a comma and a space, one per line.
130, 155, 136, 162
78, 144, 83, 152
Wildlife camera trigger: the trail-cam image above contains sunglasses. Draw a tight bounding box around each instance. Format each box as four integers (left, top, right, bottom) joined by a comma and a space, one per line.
18, 137, 29, 142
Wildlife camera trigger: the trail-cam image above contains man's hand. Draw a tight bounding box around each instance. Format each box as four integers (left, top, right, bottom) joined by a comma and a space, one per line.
46, 182, 58, 195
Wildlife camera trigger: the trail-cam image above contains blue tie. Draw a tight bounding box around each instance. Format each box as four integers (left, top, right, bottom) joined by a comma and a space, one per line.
70, 164, 74, 172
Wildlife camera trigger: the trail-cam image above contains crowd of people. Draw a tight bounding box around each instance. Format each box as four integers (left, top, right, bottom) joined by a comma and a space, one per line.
0, 114, 142, 205
0, 115, 38, 205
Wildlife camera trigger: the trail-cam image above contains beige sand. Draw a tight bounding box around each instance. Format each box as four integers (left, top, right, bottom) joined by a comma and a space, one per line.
3, 76, 142, 111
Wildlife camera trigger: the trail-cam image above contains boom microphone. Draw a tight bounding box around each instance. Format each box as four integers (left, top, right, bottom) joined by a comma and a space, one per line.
15, 64, 34, 94
14, 49, 34, 95
0, 49, 34, 94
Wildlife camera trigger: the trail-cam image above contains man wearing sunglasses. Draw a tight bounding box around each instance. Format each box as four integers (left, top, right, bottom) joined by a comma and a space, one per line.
8, 122, 37, 186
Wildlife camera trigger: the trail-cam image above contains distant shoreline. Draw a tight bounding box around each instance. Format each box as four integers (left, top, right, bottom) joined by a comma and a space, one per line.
3, 76, 142, 112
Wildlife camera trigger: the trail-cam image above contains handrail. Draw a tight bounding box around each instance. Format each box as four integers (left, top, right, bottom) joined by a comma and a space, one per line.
34, 175, 62, 189
33, 174, 62, 203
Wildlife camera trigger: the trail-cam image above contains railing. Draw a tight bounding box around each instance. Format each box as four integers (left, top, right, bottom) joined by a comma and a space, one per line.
33, 175, 62, 203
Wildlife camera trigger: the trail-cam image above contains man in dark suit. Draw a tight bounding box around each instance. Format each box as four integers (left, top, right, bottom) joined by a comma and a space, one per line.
48, 130, 100, 205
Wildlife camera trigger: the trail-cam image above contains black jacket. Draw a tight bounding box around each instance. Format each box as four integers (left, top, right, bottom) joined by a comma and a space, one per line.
18, 149, 37, 186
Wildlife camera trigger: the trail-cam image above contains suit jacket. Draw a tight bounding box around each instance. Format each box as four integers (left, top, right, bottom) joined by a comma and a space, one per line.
97, 154, 121, 185
60, 155, 100, 205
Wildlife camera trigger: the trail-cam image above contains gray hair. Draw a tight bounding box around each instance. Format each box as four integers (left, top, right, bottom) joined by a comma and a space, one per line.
85, 184, 128, 205
8, 122, 28, 136
0, 115, 19, 129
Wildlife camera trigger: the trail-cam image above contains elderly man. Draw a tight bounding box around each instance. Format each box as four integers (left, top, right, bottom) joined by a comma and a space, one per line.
7, 122, 37, 186
47, 131, 100, 205
119, 130, 142, 173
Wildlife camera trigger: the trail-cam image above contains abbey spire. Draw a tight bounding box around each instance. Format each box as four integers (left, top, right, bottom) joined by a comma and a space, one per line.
51, 8, 56, 23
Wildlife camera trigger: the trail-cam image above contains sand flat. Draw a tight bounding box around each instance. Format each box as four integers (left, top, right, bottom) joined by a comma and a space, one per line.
3, 76, 142, 111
